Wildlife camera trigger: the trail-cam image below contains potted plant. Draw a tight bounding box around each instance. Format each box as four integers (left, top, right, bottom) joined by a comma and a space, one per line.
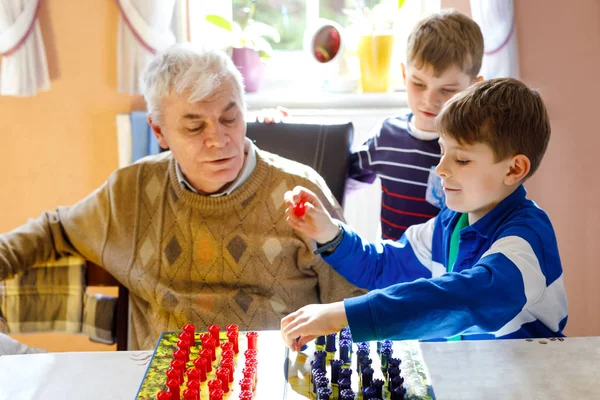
206, 3, 280, 93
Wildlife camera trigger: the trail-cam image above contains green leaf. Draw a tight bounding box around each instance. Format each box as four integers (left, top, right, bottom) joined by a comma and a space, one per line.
205, 14, 233, 32
398, 0, 406, 8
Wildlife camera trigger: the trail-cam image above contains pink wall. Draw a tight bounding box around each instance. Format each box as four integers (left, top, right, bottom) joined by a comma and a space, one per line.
442, 0, 600, 336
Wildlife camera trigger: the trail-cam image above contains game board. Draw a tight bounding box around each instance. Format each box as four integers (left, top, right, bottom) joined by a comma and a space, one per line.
136, 324, 262, 400
136, 325, 434, 399
284, 328, 434, 400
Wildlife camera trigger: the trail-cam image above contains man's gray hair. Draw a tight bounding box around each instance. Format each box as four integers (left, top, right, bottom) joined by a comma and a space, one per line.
141, 43, 246, 124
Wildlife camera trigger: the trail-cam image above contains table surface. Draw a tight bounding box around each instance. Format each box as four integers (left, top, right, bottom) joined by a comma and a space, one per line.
1, 332, 599, 400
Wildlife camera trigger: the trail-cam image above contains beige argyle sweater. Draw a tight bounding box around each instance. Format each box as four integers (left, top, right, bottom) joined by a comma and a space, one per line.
0, 150, 365, 350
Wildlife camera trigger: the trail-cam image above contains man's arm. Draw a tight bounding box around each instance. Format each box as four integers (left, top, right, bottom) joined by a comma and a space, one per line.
0, 182, 111, 281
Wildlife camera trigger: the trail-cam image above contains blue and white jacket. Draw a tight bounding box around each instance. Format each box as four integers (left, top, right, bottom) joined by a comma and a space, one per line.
324, 185, 568, 342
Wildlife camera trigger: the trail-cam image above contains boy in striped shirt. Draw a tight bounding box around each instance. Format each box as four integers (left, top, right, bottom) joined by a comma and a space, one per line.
281, 78, 568, 346
349, 10, 483, 240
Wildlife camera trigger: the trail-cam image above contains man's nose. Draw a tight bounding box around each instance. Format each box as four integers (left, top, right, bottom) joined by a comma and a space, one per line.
204, 124, 228, 148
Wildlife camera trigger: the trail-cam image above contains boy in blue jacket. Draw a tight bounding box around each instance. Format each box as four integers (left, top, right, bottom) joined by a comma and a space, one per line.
281, 78, 568, 350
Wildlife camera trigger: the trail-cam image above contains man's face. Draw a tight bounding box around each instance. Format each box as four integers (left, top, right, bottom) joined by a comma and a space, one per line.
435, 135, 515, 223
151, 82, 246, 194
404, 62, 477, 132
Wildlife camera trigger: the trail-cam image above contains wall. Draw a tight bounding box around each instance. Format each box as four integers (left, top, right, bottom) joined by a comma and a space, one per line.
1, 0, 143, 351
442, 0, 600, 336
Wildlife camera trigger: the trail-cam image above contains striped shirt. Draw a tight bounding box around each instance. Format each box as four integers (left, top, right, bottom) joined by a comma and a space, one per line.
349, 114, 442, 240
325, 185, 568, 342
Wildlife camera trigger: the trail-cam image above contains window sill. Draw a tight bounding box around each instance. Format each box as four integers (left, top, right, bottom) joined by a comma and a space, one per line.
246, 88, 408, 111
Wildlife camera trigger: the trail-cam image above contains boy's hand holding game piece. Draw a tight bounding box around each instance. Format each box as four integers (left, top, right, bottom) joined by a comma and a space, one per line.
280, 302, 348, 352
284, 186, 340, 245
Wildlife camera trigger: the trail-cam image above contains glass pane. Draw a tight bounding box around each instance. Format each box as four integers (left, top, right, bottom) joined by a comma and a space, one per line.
320, 0, 385, 30
233, 0, 307, 51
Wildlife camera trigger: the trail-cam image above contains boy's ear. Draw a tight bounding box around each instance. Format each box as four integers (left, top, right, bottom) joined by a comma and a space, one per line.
148, 114, 169, 149
505, 154, 531, 185
401, 63, 407, 83
475, 75, 484, 83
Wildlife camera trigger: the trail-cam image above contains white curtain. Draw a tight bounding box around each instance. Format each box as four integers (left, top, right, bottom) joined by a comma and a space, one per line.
470, 0, 519, 79
116, 0, 177, 94
0, 0, 50, 97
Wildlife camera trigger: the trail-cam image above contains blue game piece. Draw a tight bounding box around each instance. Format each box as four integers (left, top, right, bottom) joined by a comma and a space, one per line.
391, 385, 407, 400
315, 336, 326, 345
372, 379, 385, 398
361, 366, 374, 388
330, 359, 343, 384
317, 387, 332, 400
362, 386, 377, 399
381, 347, 393, 372
339, 339, 351, 363
339, 389, 355, 400
325, 333, 337, 353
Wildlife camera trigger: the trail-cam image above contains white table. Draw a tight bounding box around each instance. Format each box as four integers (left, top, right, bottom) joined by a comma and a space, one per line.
0, 350, 151, 400
420, 336, 600, 400
1, 335, 599, 399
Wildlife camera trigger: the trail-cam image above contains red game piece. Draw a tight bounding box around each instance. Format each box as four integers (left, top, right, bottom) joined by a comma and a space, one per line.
166, 378, 180, 398
226, 324, 238, 333
246, 331, 258, 350
166, 367, 180, 385
177, 340, 190, 362
182, 388, 198, 400
239, 378, 252, 392
222, 349, 235, 360
170, 358, 186, 383
221, 358, 234, 382
193, 357, 208, 381
200, 349, 213, 371
245, 357, 258, 371
157, 390, 173, 400
173, 349, 187, 363
208, 379, 221, 393
221, 341, 234, 352
208, 325, 220, 343
186, 379, 200, 399
244, 349, 257, 360
216, 368, 230, 392
186, 367, 200, 381
209, 389, 224, 400
182, 324, 196, 345
293, 201, 306, 217
202, 338, 217, 361
239, 390, 253, 400
227, 331, 239, 354
242, 366, 257, 390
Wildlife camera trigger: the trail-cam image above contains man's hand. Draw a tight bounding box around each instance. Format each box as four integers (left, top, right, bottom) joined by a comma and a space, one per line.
280, 302, 349, 352
284, 186, 340, 244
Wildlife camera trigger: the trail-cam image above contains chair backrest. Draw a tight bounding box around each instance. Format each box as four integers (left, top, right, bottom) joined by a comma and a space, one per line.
86, 263, 129, 351
246, 121, 354, 205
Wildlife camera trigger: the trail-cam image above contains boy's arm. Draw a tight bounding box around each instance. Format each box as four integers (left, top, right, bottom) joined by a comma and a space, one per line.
0, 182, 111, 281
323, 218, 437, 290
343, 225, 562, 342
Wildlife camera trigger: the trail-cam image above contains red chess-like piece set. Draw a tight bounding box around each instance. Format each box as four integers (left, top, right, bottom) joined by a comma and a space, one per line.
155, 324, 259, 400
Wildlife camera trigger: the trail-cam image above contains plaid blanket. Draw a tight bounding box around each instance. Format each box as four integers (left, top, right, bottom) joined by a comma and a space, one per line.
0, 256, 117, 345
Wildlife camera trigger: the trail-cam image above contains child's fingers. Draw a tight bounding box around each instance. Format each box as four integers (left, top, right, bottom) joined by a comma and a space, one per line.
296, 335, 317, 349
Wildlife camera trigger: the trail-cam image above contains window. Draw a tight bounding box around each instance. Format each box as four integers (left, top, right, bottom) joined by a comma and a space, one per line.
187, 0, 440, 107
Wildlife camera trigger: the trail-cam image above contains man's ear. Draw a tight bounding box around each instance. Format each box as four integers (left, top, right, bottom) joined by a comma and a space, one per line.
505, 154, 531, 185
148, 114, 169, 149
401, 63, 407, 84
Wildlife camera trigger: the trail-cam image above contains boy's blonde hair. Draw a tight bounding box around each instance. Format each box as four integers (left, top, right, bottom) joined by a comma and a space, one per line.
407, 9, 483, 78
436, 78, 551, 178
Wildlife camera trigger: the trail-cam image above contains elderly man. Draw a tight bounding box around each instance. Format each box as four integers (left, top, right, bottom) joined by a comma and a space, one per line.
0, 44, 364, 350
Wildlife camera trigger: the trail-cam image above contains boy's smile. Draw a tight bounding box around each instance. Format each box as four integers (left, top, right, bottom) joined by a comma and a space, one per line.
403, 63, 479, 132
436, 136, 518, 224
